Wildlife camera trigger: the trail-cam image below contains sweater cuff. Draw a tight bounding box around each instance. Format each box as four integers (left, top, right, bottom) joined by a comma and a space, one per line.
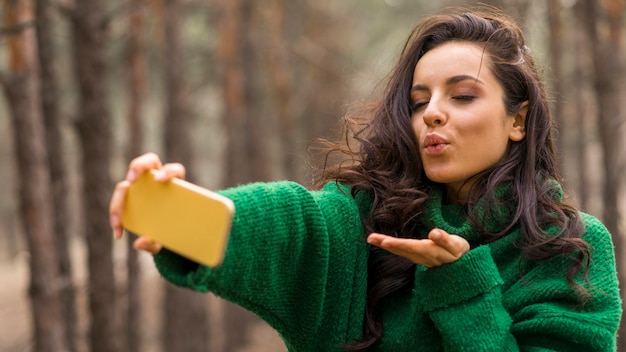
416, 245, 503, 312
154, 249, 210, 292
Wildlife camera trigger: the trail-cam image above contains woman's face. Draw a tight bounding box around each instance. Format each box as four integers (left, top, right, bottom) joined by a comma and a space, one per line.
410, 41, 526, 203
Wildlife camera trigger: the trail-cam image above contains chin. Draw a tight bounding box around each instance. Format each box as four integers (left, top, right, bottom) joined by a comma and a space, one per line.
424, 172, 453, 184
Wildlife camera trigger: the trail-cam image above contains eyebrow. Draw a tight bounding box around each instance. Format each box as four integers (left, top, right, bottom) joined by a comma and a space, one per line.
411, 74, 484, 92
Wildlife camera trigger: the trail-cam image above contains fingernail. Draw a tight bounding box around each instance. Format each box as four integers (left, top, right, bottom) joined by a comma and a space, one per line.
154, 170, 166, 181
126, 170, 136, 181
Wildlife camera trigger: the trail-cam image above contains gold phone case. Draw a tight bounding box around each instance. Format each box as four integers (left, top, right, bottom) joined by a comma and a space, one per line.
122, 170, 234, 267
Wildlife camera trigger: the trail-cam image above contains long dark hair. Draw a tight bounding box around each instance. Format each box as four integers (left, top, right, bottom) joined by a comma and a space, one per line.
315, 8, 589, 351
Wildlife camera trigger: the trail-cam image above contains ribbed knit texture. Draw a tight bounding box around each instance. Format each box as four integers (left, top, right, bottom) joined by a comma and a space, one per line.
154, 181, 622, 351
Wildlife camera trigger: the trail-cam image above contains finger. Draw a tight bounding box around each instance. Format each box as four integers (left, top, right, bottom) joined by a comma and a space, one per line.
368, 233, 428, 251
154, 162, 186, 182
376, 236, 436, 257
371, 237, 443, 268
366, 232, 391, 247
109, 180, 131, 239
368, 233, 435, 257
428, 229, 469, 257
126, 152, 163, 182
427, 228, 448, 244
133, 237, 163, 254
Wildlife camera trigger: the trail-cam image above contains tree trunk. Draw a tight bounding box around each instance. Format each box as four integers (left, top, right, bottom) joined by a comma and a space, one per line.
578, 0, 626, 348
262, 0, 300, 182
547, 0, 565, 171
297, 3, 348, 148
123, 1, 147, 351
216, 0, 273, 349
219, 0, 272, 186
70, 0, 118, 350
571, 2, 591, 210
1, 1, 67, 351
162, 0, 210, 351
35, 1, 78, 350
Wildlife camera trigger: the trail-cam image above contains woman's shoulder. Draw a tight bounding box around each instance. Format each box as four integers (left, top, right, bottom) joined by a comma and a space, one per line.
577, 211, 616, 256
578, 211, 611, 238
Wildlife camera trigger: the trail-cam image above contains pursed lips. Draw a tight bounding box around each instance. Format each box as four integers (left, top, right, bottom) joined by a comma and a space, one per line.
423, 134, 449, 154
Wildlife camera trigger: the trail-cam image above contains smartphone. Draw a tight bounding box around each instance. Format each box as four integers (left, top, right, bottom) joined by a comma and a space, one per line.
122, 170, 235, 267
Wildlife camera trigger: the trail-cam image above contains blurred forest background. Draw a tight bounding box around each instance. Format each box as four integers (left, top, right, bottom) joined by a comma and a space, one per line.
0, 0, 624, 351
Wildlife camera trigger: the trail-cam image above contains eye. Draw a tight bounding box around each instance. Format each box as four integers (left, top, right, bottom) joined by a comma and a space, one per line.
452, 95, 476, 102
410, 101, 428, 112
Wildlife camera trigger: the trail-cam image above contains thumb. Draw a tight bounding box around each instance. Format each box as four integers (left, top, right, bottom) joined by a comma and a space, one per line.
133, 237, 162, 254
429, 228, 470, 257
428, 228, 449, 243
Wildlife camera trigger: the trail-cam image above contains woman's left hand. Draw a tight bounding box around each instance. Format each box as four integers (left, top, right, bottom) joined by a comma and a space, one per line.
367, 228, 470, 268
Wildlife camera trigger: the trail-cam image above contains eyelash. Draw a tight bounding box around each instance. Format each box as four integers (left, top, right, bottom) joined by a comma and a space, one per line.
453, 95, 476, 102
410, 102, 428, 112
410, 95, 476, 112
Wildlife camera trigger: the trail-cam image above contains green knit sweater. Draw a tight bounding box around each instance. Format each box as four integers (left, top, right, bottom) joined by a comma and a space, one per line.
153, 181, 622, 351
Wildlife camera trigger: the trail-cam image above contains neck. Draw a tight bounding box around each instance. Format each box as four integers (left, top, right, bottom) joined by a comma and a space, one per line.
445, 177, 480, 205
445, 184, 468, 205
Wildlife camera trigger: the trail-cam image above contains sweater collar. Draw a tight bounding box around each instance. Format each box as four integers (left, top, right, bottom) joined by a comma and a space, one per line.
417, 184, 516, 244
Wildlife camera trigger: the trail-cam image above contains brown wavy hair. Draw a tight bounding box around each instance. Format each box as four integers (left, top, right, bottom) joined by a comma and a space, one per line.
314, 8, 590, 351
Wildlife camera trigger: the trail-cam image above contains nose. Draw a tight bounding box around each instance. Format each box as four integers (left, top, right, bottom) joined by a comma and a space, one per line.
422, 97, 447, 127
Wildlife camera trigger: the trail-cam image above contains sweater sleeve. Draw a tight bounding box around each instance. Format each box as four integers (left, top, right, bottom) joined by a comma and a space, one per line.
415, 213, 622, 352
507, 214, 622, 351
416, 246, 518, 351
152, 181, 366, 347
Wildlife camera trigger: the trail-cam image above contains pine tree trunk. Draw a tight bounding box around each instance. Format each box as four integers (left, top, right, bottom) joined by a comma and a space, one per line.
123, 1, 147, 351
162, 0, 210, 350
1, 1, 67, 351
547, 0, 565, 170
70, 0, 118, 350
219, 0, 272, 187
572, 2, 591, 210
578, 0, 626, 348
35, 1, 78, 350
217, 0, 272, 349
262, 0, 300, 182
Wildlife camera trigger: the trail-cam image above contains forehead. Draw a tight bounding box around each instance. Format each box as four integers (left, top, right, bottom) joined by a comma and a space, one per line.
413, 41, 495, 84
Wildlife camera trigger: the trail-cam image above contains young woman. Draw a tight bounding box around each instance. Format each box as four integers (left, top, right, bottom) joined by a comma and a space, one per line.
109, 8, 622, 351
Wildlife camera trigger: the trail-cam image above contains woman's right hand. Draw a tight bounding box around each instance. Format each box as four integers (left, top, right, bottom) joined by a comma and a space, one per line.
109, 152, 187, 254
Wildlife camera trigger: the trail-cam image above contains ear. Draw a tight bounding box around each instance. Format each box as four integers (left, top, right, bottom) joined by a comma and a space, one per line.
508, 101, 528, 142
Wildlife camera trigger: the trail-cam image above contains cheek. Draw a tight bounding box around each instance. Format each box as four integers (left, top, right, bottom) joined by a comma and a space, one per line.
456, 115, 511, 161
465, 110, 509, 141
473, 126, 512, 162
411, 117, 425, 138
411, 120, 428, 156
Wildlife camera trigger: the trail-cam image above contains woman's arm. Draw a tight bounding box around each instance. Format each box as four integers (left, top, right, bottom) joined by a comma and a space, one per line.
153, 181, 368, 347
